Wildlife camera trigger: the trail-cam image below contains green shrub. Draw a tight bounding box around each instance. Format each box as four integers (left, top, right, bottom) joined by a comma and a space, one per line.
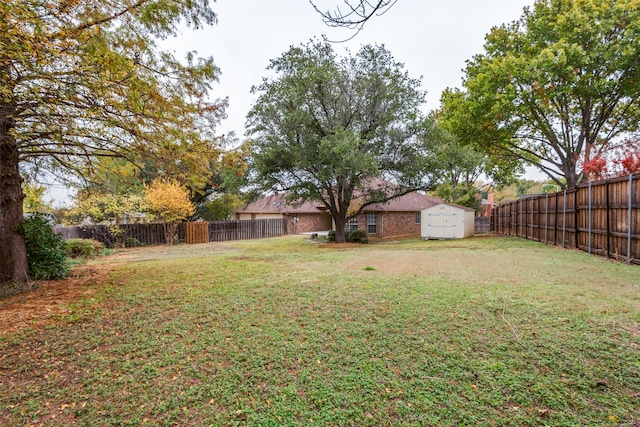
124, 236, 142, 247
346, 229, 369, 244
65, 239, 104, 258
327, 229, 369, 243
17, 214, 69, 280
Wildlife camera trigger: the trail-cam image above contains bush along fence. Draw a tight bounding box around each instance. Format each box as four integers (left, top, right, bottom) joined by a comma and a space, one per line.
54, 219, 285, 248
491, 174, 640, 264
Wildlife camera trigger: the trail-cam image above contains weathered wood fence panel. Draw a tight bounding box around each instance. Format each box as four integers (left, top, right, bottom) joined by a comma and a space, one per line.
492, 174, 639, 264
122, 223, 168, 246
207, 219, 284, 242
474, 217, 491, 233
54, 224, 116, 245
185, 222, 209, 244
55, 219, 285, 247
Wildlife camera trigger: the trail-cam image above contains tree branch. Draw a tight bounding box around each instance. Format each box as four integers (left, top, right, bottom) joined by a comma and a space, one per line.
309, 0, 398, 41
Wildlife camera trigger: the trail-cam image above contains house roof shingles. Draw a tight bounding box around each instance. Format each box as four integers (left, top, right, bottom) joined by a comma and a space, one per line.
235, 191, 443, 214
235, 193, 325, 214
365, 192, 443, 212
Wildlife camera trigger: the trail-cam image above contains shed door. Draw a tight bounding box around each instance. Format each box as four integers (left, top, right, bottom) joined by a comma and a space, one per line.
428, 212, 457, 238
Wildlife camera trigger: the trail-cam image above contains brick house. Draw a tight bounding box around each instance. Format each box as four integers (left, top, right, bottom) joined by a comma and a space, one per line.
234, 193, 332, 235
234, 191, 443, 239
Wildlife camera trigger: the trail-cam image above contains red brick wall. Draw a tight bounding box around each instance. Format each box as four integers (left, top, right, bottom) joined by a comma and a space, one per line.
281, 211, 421, 238
350, 212, 421, 238
284, 213, 331, 234
380, 212, 420, 238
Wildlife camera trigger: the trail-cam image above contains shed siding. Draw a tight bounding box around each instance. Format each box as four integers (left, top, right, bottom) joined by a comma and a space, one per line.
421, 204, 475, 239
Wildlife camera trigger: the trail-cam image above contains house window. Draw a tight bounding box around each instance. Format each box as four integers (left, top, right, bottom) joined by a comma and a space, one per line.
415, 212, 421, 224
347, 217, 358, 231
367, 213, 377, 234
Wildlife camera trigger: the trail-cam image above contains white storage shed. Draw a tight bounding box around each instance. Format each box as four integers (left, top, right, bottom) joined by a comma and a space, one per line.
421, 203, 475, 239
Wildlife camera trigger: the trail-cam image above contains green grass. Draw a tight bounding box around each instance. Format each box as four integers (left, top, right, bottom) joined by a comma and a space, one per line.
1, 236, 639, 426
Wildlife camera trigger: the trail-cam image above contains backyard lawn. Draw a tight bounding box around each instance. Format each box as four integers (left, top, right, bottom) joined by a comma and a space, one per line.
1, 236, 639, 426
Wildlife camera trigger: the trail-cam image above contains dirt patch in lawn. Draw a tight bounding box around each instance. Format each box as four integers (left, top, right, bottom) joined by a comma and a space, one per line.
0, 263, 113, 336
0, 243, 238, 337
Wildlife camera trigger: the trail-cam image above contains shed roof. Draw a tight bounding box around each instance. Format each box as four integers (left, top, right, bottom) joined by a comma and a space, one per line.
421, 202, 476, 212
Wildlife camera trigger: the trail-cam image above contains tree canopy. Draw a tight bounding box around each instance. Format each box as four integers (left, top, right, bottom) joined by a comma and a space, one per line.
1, 0, 226, 289
247, 40, 443, 243
439, 0, 640, 190
145, 178, 195, 244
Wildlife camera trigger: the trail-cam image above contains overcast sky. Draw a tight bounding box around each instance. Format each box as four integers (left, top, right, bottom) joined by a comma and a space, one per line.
49, 0, 540, 205
164, 0, 535, 138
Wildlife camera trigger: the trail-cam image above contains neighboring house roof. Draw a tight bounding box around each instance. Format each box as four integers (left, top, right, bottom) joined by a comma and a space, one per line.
235, 190, 443, 214
365, 192, 443, 212
234, 193, 325, 214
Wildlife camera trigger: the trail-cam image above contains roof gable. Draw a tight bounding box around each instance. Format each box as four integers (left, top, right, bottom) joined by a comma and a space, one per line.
421, 203, 476, 213
235, 193, 325, 214
236, 180, 444, 215
364, 192, 443, 212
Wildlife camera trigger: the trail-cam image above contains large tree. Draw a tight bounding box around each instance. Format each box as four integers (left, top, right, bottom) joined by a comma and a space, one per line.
247, 40, 442, 243
1, 0, 225, 290
440, 0, 640, 190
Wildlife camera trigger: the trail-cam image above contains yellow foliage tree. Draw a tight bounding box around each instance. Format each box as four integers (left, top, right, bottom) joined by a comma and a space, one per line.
23, 183, 53, 213
144, 178, 195, 244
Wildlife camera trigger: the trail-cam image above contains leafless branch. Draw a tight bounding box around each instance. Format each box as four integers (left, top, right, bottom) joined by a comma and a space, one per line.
309, 0, 398, 42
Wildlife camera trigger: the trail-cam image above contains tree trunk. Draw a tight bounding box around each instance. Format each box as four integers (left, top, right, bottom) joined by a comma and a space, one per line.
164, 222, 178, 245
563, 162, 580, 190
333, 214, 346, 243
0, 105, 29, 291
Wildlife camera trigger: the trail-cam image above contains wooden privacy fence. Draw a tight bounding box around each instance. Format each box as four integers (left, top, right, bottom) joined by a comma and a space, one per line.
474, 217, 491, 234
55, 219, 285, 247
491, 174, 640, 264
185, 222, 209, 244
55, 223, 169, 247
208, 219, 284, 242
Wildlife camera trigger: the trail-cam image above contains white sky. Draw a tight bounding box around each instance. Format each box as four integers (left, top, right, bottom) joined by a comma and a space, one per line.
48, 0, 541, 206
164, 0, 535, 138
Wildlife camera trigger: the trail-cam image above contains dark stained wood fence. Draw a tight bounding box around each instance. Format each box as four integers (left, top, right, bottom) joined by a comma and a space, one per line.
474, 217, 491, 233
491, 174, 640, 264
54, 219, 285, 248
207, 219, 285, 242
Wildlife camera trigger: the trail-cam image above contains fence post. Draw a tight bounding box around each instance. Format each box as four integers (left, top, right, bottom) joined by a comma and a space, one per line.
588, 181, 592, 254
511, 202, 515, 235
489, 207, 498, 233
545, 193, 549, 244
562, 189, 567, 248
553, 193, 557, 244
629, 174, 634, 264
606, 180, 610, 259
519, 199, 522, 237
574, 189, 579, 249
530, 198, 534, 240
